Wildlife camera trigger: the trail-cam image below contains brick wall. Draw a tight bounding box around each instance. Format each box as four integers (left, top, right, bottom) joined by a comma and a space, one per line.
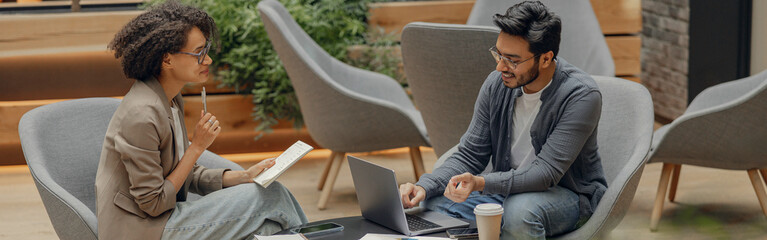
641, 0, 689, 121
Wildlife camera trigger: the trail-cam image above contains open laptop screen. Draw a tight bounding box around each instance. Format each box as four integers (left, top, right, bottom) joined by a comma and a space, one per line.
347, 155, 411, 234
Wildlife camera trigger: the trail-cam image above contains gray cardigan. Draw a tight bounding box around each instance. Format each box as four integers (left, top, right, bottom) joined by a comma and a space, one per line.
416, 58, 608, 219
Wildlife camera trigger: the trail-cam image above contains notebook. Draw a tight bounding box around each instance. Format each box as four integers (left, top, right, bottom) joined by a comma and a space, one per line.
253, 140, 313, 187
348, 156, 469, 236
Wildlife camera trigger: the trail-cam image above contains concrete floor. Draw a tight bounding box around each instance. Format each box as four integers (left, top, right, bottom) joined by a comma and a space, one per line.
1, 148, 766, 239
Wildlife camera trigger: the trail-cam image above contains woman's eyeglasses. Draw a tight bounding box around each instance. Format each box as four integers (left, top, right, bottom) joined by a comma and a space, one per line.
177, 41, 211, 64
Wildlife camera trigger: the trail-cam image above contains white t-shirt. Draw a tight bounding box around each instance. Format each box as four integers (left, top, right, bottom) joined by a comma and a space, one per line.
170, 102, 185, 160
510, 80, 552, 169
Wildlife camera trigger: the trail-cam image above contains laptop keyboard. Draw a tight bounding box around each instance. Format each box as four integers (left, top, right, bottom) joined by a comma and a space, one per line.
406, 214, 442, 231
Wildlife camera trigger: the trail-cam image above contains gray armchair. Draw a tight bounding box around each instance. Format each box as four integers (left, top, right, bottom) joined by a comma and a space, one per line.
433, 76, 654, 239
18, 98, 243, 240
648, 69, 767, 231
257, 0, 431, 210
466, 0, 615, 77
401, 22, 499, 158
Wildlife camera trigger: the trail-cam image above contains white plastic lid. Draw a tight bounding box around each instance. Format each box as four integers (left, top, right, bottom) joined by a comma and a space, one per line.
474, 203, 504, 216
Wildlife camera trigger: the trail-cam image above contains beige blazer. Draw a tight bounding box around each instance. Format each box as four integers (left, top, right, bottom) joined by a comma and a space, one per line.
95, 77, 226, 239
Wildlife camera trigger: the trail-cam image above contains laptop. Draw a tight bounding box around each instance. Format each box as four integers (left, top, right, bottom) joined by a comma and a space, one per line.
347, 155, 470, 236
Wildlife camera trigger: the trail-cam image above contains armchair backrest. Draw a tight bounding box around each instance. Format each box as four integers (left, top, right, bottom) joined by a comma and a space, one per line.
592, 77, 654, 184
19, 97, 120, 239
650, 70, 767, 169
466, 0, 615, 77
401, 22, 498, 157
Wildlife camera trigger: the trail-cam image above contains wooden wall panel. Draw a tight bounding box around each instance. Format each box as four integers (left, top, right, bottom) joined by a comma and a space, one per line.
367, 0, 474, 38
590, 0, 642, 35
0, 11, 141, 52
606, 36, 641, 76
0, 51, 133, 100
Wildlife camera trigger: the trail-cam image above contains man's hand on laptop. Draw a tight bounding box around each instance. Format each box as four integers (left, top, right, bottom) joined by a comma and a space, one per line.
399, 183, 426, 209
444, 173, 485, 203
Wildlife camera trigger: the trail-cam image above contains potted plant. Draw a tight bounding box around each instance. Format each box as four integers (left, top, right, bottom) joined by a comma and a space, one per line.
147, 0, 399, 137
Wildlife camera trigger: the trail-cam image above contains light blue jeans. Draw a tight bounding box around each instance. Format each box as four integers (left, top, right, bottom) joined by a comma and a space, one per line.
161, 182, 308, 240
424, 185, 581, 240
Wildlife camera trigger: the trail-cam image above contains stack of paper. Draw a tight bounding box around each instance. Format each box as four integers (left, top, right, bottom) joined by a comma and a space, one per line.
253, 140, 313, 187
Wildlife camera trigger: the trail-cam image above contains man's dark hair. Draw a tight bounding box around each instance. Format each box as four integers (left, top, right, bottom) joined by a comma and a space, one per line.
492, 1, 561, 59
109, 1, 217, 81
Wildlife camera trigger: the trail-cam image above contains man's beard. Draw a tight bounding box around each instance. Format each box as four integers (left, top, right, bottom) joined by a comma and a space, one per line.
503, 60, 540, 89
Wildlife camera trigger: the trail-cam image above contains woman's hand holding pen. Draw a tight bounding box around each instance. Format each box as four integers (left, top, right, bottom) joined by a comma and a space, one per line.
191, 110, 221, 151
169, 110, 221, 191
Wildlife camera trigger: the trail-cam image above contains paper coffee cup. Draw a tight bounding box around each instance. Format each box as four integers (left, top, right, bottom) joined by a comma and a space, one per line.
474, 203, 503, 240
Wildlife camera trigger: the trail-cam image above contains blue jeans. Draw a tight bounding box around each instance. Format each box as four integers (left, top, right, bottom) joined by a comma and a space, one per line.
424, 185, 580, 240
161, 182, 308, 240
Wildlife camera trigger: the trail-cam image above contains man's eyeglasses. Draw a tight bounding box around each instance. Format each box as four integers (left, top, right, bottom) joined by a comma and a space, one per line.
177, 41, 211, 64
489, 46, 538, 70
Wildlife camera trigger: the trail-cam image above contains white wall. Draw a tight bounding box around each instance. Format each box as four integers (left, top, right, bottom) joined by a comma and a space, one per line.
752, 0, 767, 74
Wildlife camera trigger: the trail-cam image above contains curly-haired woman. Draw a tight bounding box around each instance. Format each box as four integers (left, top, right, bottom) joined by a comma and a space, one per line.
94, 1, 307, 239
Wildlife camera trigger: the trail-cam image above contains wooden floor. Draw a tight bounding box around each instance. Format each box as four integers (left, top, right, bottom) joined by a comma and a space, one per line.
1, 147, 766, 239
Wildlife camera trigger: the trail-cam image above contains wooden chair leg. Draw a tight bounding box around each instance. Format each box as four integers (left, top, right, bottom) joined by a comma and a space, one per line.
668, 164, 682, 202
747, 169, 767, 217
317, 151, 337, 190
409, 147, 426, 180
650, 163, 675, 231
760, 169, 767, 188
318, 152, 345, 210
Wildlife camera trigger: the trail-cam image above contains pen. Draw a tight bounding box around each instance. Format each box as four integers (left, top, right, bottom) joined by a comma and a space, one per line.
202, 86, 207, 114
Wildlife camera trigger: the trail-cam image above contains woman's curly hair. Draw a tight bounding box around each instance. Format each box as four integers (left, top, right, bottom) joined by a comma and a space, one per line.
109, 1, 218, 81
